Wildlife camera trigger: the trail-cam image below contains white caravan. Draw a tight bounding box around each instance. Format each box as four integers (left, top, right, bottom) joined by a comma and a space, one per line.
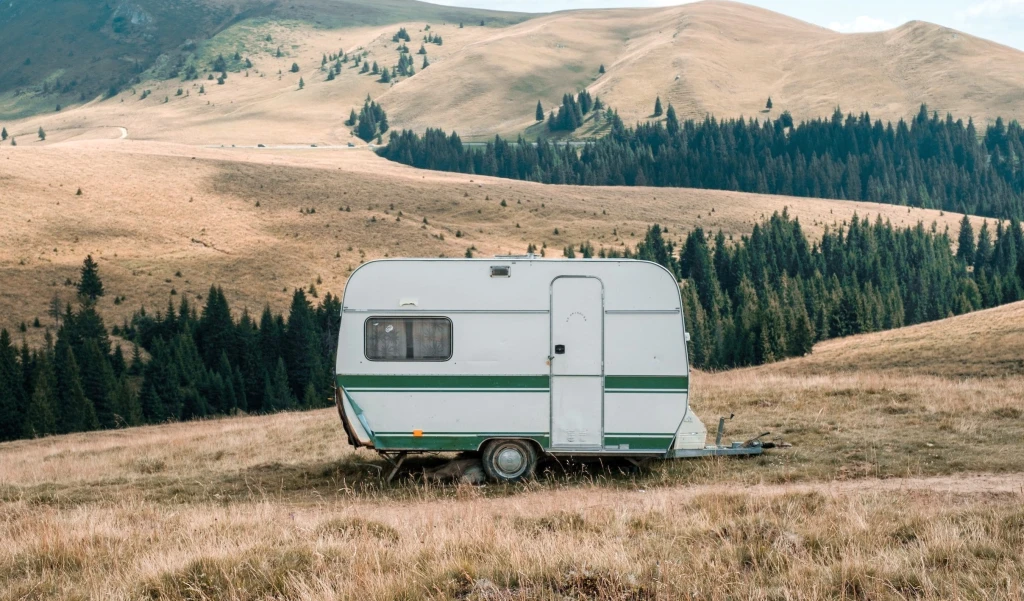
334, 258, 763, 482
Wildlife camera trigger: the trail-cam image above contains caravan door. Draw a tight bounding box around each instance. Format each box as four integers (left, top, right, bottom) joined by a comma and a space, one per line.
550, 277, 603, 449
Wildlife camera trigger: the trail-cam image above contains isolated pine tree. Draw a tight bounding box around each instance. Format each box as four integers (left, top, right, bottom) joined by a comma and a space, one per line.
536, 101, 544, 121
599, 64, 605, 74
38, 127, 46, 141
653, 96, 663, 117
78, 255, 104, 301
1, 127, 6, 141
422, 55, 430, 69
290, 62, 300, 73
766, 96, 773, 110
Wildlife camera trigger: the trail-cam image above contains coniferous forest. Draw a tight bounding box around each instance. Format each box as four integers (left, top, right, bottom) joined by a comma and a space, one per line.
0, 258, 340, 443
629, 212, 1024, 369
379, 105, 1024, 219
2, 213, 1023, 441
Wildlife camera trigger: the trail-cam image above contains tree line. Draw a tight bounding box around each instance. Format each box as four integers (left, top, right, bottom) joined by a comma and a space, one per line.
0, 258, 339, 443
626, 212, 1024, 369
379, 104, 1024, 219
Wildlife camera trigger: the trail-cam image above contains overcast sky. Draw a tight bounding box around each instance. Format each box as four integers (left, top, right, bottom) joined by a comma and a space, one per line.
431, 0, 1024, 50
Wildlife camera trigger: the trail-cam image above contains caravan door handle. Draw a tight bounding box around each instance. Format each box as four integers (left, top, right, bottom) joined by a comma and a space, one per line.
554, 344, 566, 355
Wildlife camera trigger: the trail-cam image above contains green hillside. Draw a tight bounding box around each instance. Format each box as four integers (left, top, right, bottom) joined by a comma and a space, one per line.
0, 0, 528, 119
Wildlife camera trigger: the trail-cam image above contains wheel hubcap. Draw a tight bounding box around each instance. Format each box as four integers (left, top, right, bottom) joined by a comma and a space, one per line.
496, 447, 525, 475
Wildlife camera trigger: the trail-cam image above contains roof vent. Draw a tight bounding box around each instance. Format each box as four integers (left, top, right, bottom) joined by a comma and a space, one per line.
490, 265, 511, 278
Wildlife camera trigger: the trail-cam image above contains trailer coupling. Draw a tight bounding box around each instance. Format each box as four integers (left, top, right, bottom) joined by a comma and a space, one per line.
670, 416, 772, 458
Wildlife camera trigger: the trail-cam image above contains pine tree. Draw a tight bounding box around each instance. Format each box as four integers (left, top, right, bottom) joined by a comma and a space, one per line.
78, 255, 104, 301
536, 100, 544, 121
666, 103, 679, 135
78, 338, 117, 428
112, 374, 142, 427
422, 55, 430, 69
23, 355, 58, 438
653, 96, 663, 117
298, 77, 305, 90
766, 96, 773, 110
54, 337, 98, 433
956, 215, 975, 265
285, 289, 322, 402
0, 329, 24, 441
197, 286, 235, 369
599, 64, 605, 74
38, 127, 46, 141
1, 127, 7, 141
290, 62, 300, 73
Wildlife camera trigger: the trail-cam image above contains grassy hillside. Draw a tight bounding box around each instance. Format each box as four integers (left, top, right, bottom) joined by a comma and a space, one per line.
0, 141, 990, 342
2, 309, 1023, 599
388, 1, 1024, 134
0, 0, 526, 120
3, 1, 1023, 137
767, 300, 1024, 378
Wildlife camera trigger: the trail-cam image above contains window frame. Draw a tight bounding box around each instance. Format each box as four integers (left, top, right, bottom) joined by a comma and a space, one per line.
362, 315, 454, 362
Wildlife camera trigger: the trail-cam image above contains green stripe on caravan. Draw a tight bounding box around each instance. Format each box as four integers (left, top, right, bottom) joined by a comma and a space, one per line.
604, 376, 688, 390
337, 375, 550, 390
374, 433, 551, 451
336, 375, 688, 391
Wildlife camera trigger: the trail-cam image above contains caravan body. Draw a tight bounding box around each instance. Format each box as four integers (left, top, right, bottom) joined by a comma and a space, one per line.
334, 258, 710, 468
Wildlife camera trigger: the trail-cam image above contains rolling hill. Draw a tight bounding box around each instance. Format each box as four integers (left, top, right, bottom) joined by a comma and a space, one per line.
2, 1, 1023, 140
764, 300, 1024, 379
0, 140, 991, 342
0, 0, 525, 120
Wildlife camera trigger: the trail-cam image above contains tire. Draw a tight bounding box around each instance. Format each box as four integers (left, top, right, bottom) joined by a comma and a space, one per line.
481, 439, 537, 483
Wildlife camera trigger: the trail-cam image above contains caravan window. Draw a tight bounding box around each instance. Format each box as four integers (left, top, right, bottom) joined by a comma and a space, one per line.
364, 317, 453, 361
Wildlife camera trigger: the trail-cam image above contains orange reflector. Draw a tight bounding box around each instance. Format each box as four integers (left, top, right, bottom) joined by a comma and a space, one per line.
413, 429, 423, 437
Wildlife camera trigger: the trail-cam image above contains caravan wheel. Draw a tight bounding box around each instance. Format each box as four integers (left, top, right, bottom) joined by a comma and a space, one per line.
481, 439, 537, 483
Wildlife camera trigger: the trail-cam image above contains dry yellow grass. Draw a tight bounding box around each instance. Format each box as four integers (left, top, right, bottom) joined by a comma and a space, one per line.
0, 141, 986, 343
2, 350, 1024, 599
768, 300, 1024, 379
2, 301, 1023, 599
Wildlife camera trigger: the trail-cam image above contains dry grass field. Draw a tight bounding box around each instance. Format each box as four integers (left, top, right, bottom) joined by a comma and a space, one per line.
2, 302, 1024, 600
0, 140, 987, 344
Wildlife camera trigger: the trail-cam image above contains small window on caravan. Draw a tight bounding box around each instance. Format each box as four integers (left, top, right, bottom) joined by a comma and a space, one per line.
364, 317, 453, 361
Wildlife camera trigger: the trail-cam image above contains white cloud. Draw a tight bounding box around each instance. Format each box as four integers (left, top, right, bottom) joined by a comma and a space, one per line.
828, 15, 896, 33
959, 0, 1024, 19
